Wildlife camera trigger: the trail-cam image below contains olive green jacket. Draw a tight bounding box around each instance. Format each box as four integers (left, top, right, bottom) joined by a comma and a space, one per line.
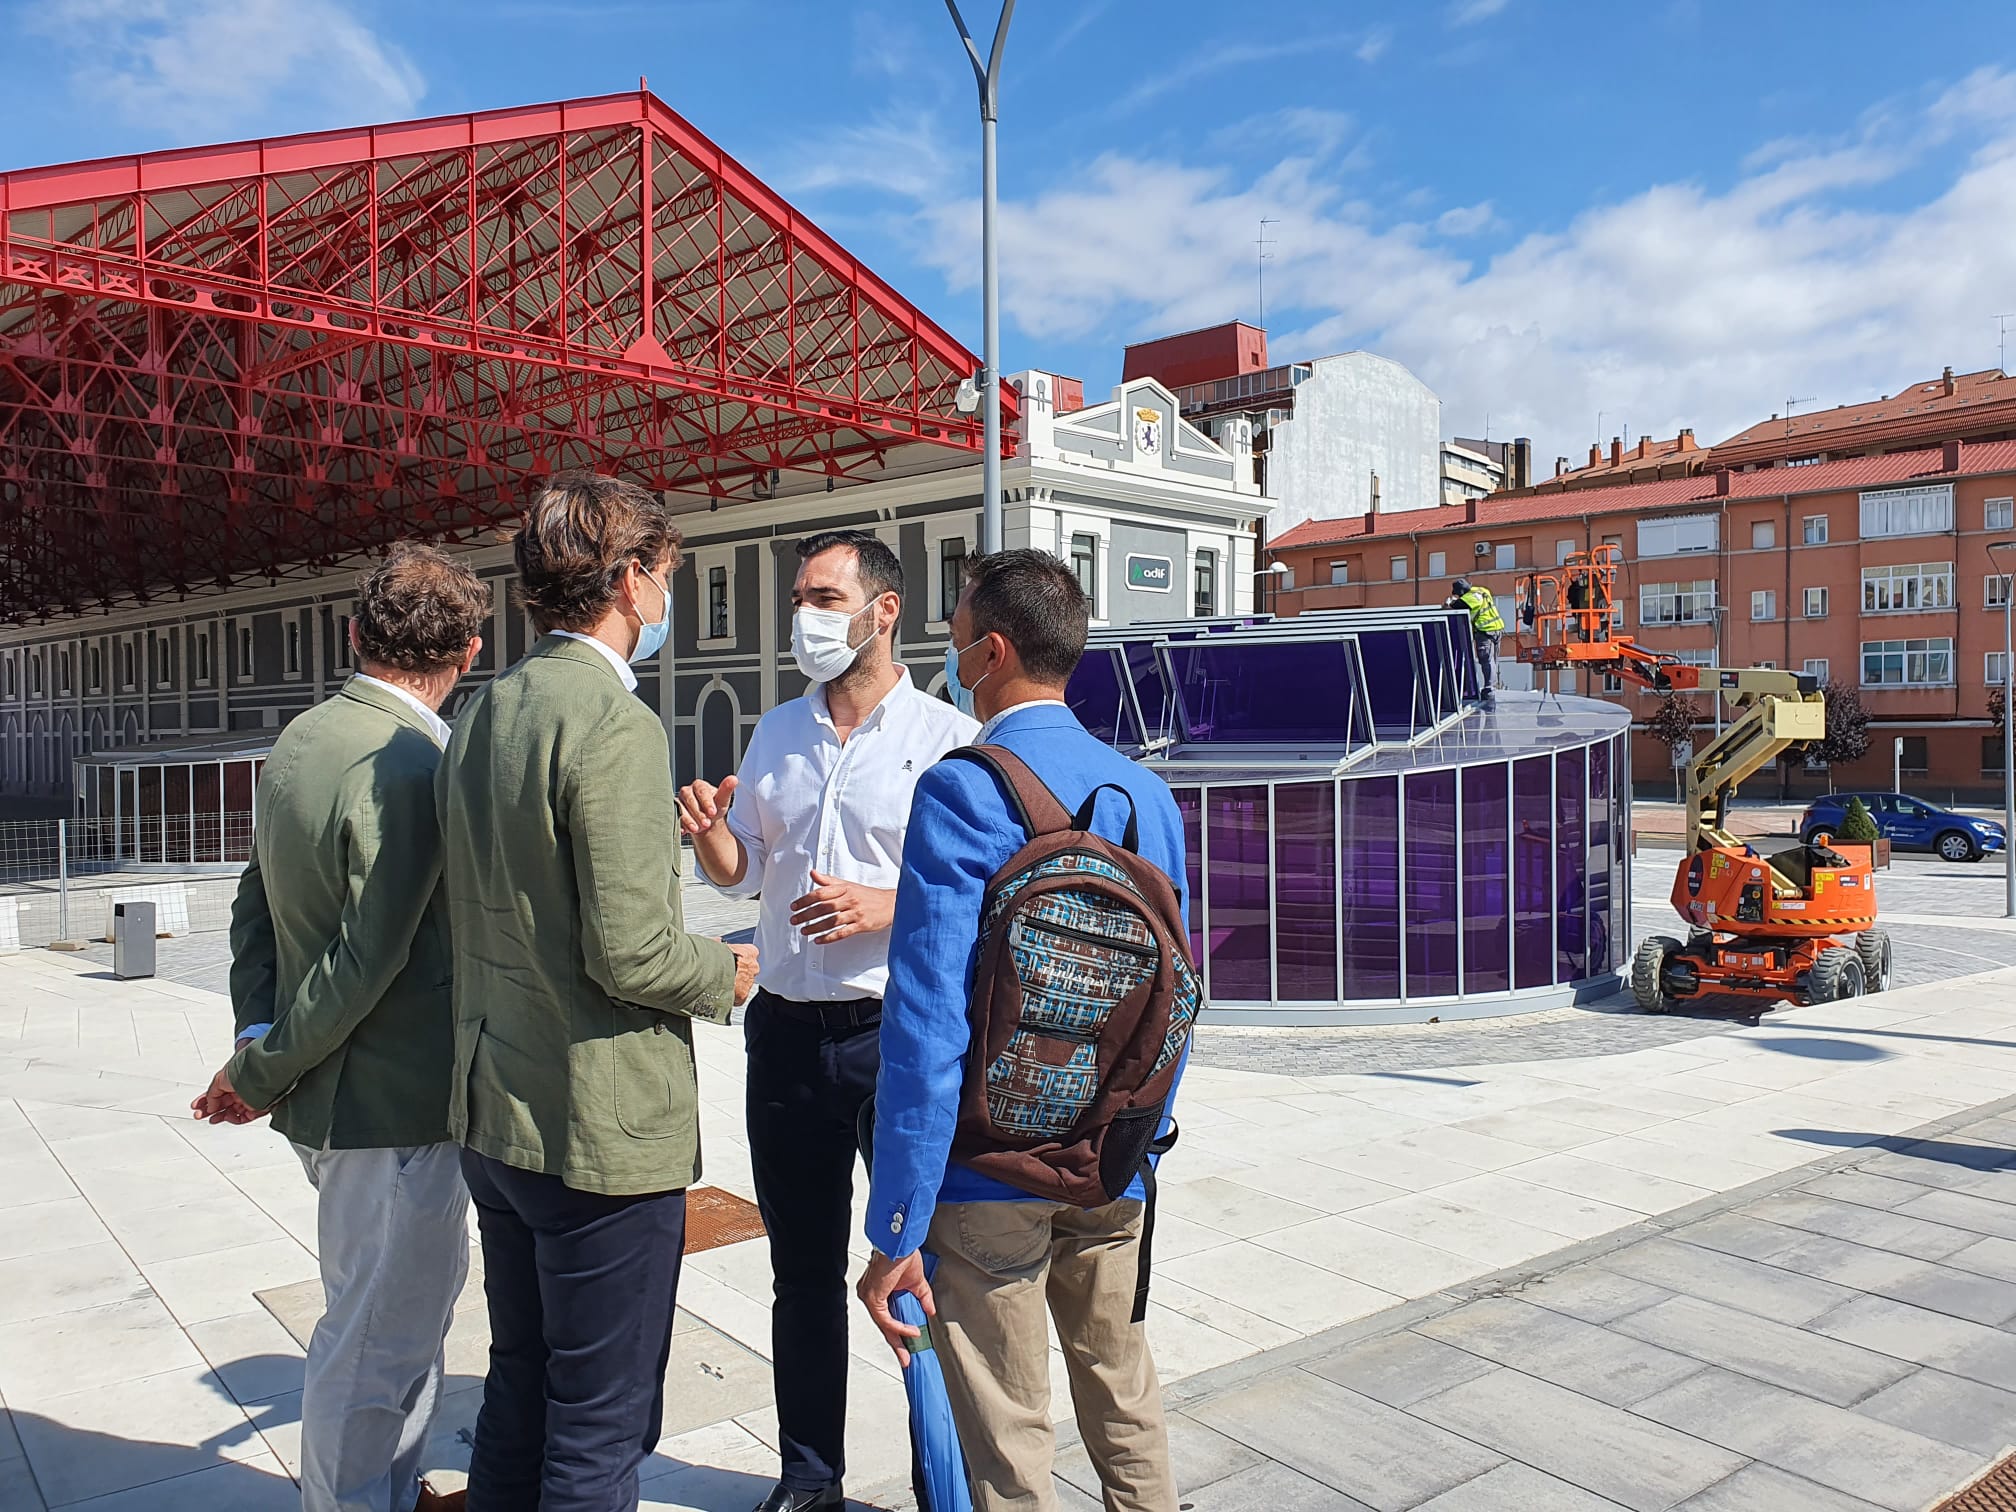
226, 678, 456, 1150
435, 635, 737, 1196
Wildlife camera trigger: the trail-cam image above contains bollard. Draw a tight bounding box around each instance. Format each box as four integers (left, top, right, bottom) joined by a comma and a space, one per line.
112, 900, 157, 979
47, 819, 87, 952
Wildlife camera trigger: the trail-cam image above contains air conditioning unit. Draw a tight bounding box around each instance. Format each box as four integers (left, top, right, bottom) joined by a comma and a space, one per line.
1473, 542, 1493, 558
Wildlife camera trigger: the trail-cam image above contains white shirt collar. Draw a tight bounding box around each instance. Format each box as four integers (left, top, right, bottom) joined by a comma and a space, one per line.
351, 674, 453, 747
978, 698, 1069, 743
809, 666, 916, 734
550, 630, 639, 691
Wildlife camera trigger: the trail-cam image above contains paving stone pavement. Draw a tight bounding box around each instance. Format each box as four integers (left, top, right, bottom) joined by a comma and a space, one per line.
1061, 1098, 2016, 1512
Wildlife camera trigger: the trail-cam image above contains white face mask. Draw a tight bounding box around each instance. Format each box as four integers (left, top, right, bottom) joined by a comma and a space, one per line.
791, 602, 877, 684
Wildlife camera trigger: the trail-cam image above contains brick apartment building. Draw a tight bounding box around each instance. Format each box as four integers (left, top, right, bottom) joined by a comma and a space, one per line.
1263, 438, 2016, 800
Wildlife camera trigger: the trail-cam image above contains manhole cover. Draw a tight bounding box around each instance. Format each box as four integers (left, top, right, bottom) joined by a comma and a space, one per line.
686, 1184, 766, 1253
1933, 1449, 2016, 1511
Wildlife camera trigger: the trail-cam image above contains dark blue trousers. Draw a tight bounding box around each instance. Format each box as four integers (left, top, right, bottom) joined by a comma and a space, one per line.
460, 1149, 687, 1512
744, 990, 883, 1494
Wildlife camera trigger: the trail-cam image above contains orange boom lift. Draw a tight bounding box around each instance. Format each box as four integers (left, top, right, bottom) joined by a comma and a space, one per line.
1517, 547, 1891, 1011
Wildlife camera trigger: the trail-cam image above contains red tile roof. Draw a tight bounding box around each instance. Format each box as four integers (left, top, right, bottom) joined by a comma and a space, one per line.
1716, 368, 2016, 451
1265, 440, 2016, 552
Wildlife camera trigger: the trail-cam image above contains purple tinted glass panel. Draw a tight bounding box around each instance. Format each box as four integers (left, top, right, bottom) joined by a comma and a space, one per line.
1588, 741, 1613, 976
1206, 786, 1272, 1002
1461, 763, 1511, 993
1557, 748, 1588, 982
1173, 785, 1205, 970
1339, 776, 1401, 999
1165, 641, 1364, 747
1613, 734, 1629, 964
1123, 641, 1171, 742
1405, 769, 1460, 998
1513, 756, 1553, 988
1064, 650, 1140, 748
1357, 628, 1423, 738
1273, 782, 1338, 1001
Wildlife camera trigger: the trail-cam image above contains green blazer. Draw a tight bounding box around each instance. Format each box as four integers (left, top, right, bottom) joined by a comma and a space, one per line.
436, 635, 737, 1196
226, 678, 456, 1150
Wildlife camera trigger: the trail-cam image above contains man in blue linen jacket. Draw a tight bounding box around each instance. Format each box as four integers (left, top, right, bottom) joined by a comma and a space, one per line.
857, 548, 1189, 1512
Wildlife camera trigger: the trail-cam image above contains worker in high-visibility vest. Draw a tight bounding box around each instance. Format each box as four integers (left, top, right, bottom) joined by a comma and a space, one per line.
1447, 578, 1504, 706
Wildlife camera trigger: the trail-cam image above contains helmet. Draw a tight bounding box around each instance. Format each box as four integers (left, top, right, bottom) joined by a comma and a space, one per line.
1451, 578, 1470, 594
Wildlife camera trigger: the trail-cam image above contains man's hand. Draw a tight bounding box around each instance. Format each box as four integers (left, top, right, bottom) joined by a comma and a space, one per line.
190, 1064, 266, 1126
856, 1249, 933, 1367
789, 871, 896, 945
727, 942, 760, 1004
676, 775, 738, 838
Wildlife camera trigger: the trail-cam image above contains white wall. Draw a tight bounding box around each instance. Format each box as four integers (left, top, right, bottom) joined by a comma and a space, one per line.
1264, 352, 1443, 532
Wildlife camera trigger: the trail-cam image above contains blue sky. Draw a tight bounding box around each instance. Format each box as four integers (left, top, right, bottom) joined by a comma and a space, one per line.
5, 1, 2016, 466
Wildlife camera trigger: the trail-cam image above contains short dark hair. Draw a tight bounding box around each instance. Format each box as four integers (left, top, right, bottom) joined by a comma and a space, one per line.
963, 549, 1089, 686
514, 471, 682, 633
796, 529, 903, 606
353, 543, 490, 674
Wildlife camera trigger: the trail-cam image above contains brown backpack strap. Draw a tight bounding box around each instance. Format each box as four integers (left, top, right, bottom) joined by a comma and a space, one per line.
945, 745, 1072, 839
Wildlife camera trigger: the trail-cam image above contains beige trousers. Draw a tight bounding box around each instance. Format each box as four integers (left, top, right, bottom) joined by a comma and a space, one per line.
926, 1198, 1176, 1512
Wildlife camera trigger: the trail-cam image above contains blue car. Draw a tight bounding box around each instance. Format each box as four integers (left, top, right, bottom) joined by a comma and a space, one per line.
1800, 792, 2008, 863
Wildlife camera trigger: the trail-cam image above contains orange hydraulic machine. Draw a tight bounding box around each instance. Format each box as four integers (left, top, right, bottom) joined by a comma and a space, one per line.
1517, 547, 1891, 1011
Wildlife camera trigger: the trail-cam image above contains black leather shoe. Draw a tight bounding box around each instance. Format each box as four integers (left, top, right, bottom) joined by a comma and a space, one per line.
753, 1484, 844, 1512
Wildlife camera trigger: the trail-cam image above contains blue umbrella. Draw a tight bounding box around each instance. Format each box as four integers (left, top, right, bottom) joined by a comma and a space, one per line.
893, 1255, 971, 1512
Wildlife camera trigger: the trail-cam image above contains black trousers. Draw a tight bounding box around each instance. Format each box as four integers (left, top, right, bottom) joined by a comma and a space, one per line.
744, 989, 883, 1493
460, 1149, 687, 1512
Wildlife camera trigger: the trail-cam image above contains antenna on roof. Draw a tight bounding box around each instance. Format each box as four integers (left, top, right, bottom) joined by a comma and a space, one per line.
1997, 314, 2016, 377
1784, 394, 1816, 439
639, 75, 648, 92
1256, 217, 1279, 328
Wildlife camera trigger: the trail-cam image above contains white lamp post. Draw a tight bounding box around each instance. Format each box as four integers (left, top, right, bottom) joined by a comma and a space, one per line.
1990, 539, 2016, 917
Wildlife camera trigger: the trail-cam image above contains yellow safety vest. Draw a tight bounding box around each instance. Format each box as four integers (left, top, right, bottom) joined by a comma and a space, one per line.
1460, 586, 1504, 635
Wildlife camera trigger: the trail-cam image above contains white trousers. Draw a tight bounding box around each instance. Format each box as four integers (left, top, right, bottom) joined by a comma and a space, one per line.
294, 1142, 471, 1512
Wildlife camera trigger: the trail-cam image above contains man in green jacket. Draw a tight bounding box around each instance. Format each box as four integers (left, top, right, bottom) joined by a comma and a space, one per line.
1447, 577, 1506, 708
192, 543, 491, 1512
435, 472, 758, 1512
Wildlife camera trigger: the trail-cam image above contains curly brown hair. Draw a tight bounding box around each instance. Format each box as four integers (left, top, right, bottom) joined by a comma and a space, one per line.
352, 543, 491, 674
513, 471, 682, 633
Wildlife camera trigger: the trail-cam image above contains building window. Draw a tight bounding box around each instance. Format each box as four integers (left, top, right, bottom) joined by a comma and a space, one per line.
1988, 497, 2014, 531
1988, 651, 2008, 687
939, 537, 967, 622
1987, 735, 2008, 778
1428, 550, 1447, 579
1556, 539, 1576, 566
1329, 560, 1350, 586
334, 615, 353, 671
60, 649, 73, 694
1639, 580, 1717, 625
285, 622, 302, 677
121, 640, 136, 689
1750, 590, 1776, 621
1493, 542, 1517, 571
1860, 483, 1953, 538
1897, 735, 1929, 775
1390, 556, 1409, 582
707, 566, 730, 640
1601, 672, 1624, 693
1988, 575, 2012, 611
31, 654, 43, 697
1802, 657, 1829, 683
3, 655, 13, 697
1802, 586, 1828, 618
196, 630, 213, 684
1070, 533, 1099, 615
152, 636, 173, 689
1802, 515, 1829, 545
1861, 562, 1953, 614
1751, 520, 1776, 549
236, 624, 254, 683
88, 645, 103, 692
1861, 637, 1953, 687
1193, 551, 1217, 617
1638, 513, 1718, 557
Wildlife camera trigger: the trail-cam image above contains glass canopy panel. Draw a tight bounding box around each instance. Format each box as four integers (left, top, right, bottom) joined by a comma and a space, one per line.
1339, 775, 1401, 999
1356, 627, 1428, 740
1513, 756, 1553, 989
1405, 768, 1459, 997
1122, 642, 1171, 745
1273, 781, 1338, 1001
1461, 762, 1511, 993
1588, 741, 1614, 977
1556, 747, 1589, 983
1173, 785, 1204, 970
1162, 638, 1369, 749
1064, 650, 1142, 750
1205, 785, 1271, 1001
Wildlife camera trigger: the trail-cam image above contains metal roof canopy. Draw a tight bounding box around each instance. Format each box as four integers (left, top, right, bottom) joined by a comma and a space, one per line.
0, 89, 1012, 623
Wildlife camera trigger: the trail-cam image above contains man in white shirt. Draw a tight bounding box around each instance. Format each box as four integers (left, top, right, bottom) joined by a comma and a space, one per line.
678, 530, 976, 1512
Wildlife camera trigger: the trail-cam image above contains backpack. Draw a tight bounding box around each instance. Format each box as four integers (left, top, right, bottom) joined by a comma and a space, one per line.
944, 746, 1200, 1312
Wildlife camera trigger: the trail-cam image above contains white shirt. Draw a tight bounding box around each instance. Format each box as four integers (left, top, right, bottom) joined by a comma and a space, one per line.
978, 698, 1070, 743
551, 630, 639, 691
717, 668, 979, 1001
351, 674, 452, 747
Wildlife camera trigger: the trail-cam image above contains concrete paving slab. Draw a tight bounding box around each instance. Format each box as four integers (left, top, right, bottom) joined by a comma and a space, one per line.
1809, 1293, 2016, 1391
1673, 1463, 1889, 1511
1414, 1461, 1629, 1510
1852, 1366, 2016, 1457
1300, 1329, 1498, 1409
1416, 1296, 1705, 1407
1591, 1237, 1855, 1326
1607, 1293, 1912, 1407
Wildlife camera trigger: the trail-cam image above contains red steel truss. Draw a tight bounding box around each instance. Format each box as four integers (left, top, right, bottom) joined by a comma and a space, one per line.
0, 90, 1009, 622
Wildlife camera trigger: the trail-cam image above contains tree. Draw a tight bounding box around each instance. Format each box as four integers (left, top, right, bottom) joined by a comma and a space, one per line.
1837, 796, 1881, 842
1645, 694, 1701, 803
1811, 681, 1871, 771
1991, 685, 2005, 732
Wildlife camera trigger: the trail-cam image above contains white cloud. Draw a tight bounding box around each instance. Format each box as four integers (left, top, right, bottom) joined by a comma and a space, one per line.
1356, 27, 1393, 64
1435, 201, 1496, 236
30, 0, 422, 136
1450, 0, 1511, 25
1112, 31, 1387, 114
897, 67, 2016, 467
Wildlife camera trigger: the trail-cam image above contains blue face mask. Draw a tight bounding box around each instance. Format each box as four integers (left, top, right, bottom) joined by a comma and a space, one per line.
943, 634, 989, 718
629, 566, 671, 666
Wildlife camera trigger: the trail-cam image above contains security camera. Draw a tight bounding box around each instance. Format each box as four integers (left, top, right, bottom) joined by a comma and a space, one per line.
954, 376, 982, 415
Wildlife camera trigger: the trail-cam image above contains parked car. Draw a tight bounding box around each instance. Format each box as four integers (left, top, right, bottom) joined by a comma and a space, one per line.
1800, 792, 2008, 863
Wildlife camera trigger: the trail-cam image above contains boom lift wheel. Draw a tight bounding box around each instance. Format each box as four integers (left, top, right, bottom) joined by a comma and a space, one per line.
1805, 947, 1866, 1005
1855, 929, 1894, 993
1632, 934, 1685, 1014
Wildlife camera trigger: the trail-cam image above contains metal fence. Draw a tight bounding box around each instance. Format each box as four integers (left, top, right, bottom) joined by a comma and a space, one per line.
0, 814, 249, 948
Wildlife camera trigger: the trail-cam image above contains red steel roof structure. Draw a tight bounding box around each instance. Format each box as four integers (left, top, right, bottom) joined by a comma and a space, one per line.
0, 90, 1008, 623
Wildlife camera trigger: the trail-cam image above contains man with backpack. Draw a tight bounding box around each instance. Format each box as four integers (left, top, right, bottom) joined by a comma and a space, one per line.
857, 549, 1196, 1512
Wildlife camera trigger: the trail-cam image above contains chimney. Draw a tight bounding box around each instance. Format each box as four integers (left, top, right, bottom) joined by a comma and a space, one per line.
1713, 467, 1731, 497
1512, 437, 1532, 490
1588, 443, 1601, 468
1609, 437, 1622, 467
1465, 496, 1480, 524
1678, 427, 1695, 452
1943, 365, 1956, 397
1369, 469, 1381, 517
1942, 438, 1961, 472
1556, 456, 1570, 477
1636, 436, 1651, 460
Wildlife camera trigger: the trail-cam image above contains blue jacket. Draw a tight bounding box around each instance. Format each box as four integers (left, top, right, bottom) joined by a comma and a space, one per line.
866, 702, 1191, 1260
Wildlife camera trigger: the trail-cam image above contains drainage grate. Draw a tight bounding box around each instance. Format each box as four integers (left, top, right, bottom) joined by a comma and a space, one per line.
1933, 1450, 2016, 1512
685, 1185, 766, 1254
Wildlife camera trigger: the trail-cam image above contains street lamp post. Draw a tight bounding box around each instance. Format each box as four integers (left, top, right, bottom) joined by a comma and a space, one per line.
945, 1, 1015, 556
1990, 539, 2016, 917
1710, 603, 1730, 738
